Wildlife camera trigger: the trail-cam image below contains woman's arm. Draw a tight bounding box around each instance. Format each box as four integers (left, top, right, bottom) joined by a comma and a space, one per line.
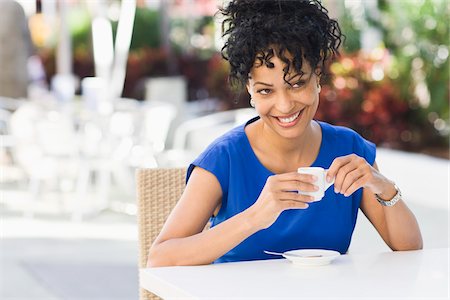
327, 156, 422, 251
359, 162, 423, 251
147, 167, 254, 266
147, 167, 317, 267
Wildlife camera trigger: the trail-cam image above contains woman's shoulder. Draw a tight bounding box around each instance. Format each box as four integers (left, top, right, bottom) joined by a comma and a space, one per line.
318, 120, 359, 137
318, 120, 371, 144
196, 121, 249, 161
319, 120, 375, 148
187, 120, 251, 189
318, 120, 376, 163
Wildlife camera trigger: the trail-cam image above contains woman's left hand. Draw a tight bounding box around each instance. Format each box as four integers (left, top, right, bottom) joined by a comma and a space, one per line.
327, 154, 389, 197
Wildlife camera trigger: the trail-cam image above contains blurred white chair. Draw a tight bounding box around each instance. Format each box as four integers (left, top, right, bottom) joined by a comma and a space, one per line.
0, 108, 13, 146
128, 101, 177, 168
0, 108, 11, 132
145, 76, 187, 148
0, 107, 26, 184
141, 101, 177, 153
72, 116, 113, 221
172, 108, 256, 152
0, 96, 27, 111
73, 100, 178, 220
145, 77, 187, 113
157, 108, 257, 167
72, 104, 138, 221
51, 74, 77, 103
9, 101, 80, 217
35, 111, 79, 157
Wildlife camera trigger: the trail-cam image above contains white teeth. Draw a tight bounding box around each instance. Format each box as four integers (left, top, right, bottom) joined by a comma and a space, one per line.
278, 111, 300, 123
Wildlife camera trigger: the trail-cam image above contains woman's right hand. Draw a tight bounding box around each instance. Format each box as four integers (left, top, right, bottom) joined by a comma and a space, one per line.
247, 172, 318, 230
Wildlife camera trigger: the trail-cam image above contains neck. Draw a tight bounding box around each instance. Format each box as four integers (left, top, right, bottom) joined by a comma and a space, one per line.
258, 120, 315, 162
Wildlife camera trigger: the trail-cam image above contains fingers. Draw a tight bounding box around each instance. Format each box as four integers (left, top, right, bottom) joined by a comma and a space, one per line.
266, 173, 318, 194
341, 176, 367, 197
277, 180, 318, 193
259, 191, 313, 210
278, 191, 315, 203
327, 154, 354, 182
275, 172, 317, 183
281, 200, 310, 210
338, 169, 364, 196
279, 192, 313, 210
334, 161, 359, 193
328, 154, 370, 196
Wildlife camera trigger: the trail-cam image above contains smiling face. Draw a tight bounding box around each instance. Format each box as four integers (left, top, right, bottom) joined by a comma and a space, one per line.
247, 54, 321, 141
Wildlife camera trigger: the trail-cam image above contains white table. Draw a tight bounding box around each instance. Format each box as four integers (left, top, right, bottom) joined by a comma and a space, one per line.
140, 248, 449, 299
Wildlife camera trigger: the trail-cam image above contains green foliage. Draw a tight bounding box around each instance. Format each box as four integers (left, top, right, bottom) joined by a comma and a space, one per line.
111, 7, 161, 50
335, 0, 449, 151
68, 8, 92, 56
379, 0, 449, 121
338, 8, 361, 53
170, 16, 216, 59
131, 8, 161, 49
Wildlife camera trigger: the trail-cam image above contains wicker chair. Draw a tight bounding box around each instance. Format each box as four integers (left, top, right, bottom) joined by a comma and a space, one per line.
136, 168, 186, 300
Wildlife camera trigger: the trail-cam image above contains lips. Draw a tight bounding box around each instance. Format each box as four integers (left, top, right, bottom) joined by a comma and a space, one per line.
278, 111, 301, 123
274, 109, 304, 127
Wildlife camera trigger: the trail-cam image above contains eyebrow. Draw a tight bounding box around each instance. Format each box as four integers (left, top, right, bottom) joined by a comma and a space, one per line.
250, 72, 310, 87
253, 81, 274, 87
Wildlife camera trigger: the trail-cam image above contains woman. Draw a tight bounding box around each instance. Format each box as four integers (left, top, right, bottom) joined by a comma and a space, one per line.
147, 0, 422, 266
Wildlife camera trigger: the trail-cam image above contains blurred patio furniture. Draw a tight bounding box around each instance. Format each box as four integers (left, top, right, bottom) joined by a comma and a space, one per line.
0, 106, 26, 184
156, 107, 256, 167
139, 100, 178, 154
0, 108, 12, 143
145, 76, 187, 113
9, 100, 80, 217
144, 76, 188, 148
0, 96, 27, 111
51, 74, 77, 104
2, 91, 182, 220
136, 167, 186, 300
128, 100, 177, 169
72, 98, 179, 220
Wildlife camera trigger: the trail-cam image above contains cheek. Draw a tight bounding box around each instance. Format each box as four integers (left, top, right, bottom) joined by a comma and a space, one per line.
309, 94, 320, 111
254, 103, 270, 117
293, 88, 319, 105
309, 84, 321, 103
312, 92, 320, 106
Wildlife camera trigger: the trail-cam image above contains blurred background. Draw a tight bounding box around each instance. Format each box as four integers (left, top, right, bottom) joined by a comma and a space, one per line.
0, 0, 448, 299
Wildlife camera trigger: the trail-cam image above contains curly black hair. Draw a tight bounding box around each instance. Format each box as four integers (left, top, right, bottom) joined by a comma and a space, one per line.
219, 0, 343, 90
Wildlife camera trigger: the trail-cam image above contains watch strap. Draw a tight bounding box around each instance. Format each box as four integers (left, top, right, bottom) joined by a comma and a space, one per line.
375, 183, 402, 207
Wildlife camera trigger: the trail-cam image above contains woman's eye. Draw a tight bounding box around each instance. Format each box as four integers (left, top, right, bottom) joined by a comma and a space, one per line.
291, 81, 305, 88
257, 89, 272, 95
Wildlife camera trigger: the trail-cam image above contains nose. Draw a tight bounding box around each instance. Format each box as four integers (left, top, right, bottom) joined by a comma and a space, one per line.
275, 90, 295, 113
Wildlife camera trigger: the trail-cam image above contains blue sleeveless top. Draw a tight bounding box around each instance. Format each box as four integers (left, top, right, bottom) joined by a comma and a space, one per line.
187, 117, 376, 263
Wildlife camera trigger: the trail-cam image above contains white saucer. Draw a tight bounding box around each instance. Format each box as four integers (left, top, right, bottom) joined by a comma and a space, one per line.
282, 249, 340, 266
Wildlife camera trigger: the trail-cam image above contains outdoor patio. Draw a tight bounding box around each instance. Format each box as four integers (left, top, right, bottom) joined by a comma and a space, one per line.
1, 147, 448, 299
0, 0, 449, 299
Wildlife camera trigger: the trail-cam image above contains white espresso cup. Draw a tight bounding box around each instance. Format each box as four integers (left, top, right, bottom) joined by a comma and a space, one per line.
297, 167, 334, 201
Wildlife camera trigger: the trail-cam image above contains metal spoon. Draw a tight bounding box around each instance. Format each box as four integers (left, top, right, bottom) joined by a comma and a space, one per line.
264, 250, 286, 256
264, 250, 323, 258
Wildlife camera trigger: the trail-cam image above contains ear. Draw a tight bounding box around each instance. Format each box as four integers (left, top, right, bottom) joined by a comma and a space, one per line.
246, 82, 252, 97
314, 69, 322, 85
314, 67, 322, 76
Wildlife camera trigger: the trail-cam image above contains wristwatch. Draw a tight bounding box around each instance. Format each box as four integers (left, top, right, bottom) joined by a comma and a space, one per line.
375, 183, 402, 207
